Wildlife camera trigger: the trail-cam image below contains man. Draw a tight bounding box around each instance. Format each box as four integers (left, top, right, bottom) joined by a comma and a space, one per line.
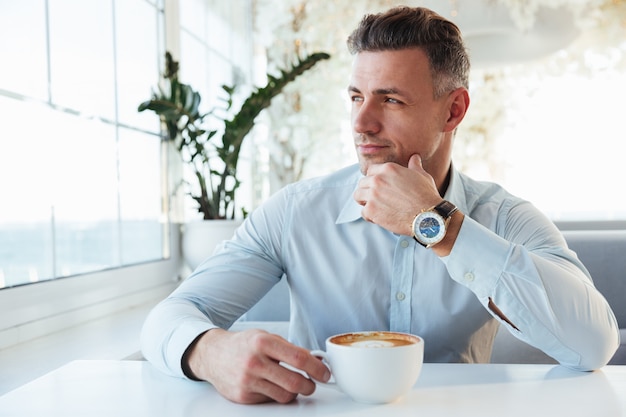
141, 6, 619, 405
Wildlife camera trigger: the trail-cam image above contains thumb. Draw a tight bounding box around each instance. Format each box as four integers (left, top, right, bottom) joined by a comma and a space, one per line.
408, 154, 422, 172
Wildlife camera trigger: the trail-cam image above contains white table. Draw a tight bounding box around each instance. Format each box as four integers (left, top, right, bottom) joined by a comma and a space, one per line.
1, 360, 624, 416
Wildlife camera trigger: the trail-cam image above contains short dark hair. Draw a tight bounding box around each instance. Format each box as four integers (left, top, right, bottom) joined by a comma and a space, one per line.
347, 6, 470, 98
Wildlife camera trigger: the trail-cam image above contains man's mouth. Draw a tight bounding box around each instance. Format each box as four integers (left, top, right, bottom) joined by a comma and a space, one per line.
357, 143, 385, 154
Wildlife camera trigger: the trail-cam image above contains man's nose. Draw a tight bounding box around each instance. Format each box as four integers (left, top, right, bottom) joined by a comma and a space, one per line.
352, 101, 381, 135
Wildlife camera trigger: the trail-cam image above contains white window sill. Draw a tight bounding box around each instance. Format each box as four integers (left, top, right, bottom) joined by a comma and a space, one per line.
0, 299, 170, 396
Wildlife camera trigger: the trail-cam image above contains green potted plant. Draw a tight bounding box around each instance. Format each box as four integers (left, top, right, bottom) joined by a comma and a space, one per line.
139, 51, 330, 269
138, 51, 330, 220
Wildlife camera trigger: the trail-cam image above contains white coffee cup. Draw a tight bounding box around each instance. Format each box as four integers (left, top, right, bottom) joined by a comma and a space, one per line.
311, 331, 424, 404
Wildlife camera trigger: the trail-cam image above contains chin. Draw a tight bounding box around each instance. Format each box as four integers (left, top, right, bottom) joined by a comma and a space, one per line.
358, 154, 402, 171
357, 158, 385, 175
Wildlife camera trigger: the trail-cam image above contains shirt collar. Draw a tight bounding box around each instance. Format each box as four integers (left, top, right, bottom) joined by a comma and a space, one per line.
335, 163, 467, 225
443, 163, 470, 214
336, 170, 365, 225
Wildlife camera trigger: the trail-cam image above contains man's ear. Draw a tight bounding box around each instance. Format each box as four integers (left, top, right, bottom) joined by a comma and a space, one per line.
443, 87, 470, 133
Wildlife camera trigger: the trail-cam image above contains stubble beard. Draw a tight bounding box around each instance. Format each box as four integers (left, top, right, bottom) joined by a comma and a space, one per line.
355, 134, 401, 174
357, 153, 400, 175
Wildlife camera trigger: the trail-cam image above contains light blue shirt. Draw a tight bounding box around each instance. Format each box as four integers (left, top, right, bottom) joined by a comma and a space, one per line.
141, 164, 619, 377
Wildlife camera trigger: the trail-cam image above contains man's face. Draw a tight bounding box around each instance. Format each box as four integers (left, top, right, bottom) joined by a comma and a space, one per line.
349, 48, 452, 175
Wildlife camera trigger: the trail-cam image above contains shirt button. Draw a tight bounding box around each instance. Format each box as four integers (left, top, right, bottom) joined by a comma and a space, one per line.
396, 291, 406, 301
400, 240, 409, 248
464, 272, 475, 282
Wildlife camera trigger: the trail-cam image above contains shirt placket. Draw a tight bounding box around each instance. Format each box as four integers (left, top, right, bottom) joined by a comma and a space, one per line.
389, 236, 415, 333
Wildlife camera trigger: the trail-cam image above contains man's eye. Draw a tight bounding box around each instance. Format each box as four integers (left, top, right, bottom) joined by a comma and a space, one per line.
386, 97, 401, 104
351, 95, 363, 102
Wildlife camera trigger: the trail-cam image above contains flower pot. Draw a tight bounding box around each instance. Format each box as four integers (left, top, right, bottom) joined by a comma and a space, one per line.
181, 219, 242, 271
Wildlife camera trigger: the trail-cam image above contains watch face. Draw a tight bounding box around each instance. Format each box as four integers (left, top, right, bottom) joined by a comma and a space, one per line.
413, 211, 446, 246
419, 217, 441, 239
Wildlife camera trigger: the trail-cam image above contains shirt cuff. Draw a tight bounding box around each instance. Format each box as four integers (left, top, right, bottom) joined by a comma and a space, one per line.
167, 319, 218, 378
440, 216, 513, 299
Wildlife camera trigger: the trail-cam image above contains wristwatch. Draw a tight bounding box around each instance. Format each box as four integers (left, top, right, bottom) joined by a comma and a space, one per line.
411, 200, 458, 248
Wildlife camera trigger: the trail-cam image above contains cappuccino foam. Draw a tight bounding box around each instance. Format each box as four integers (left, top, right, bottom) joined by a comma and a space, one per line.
331, 332, 417, 348
349, 340, 395, 348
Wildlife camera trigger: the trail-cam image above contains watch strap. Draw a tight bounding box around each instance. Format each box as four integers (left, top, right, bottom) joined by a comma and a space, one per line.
433, 200, 458, 219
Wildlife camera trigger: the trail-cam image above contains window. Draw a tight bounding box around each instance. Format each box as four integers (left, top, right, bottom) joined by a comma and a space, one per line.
0, 0, 165, 288
0, 0, 254, 351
